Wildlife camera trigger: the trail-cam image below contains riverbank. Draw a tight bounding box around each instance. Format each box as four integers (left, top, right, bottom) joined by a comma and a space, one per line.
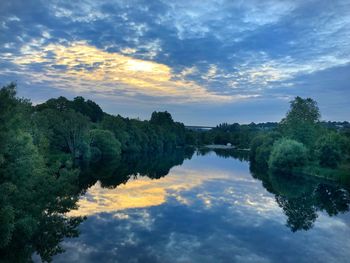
203, 144, 250, 151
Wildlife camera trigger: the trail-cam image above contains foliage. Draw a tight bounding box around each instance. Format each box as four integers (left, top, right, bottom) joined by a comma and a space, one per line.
280, 96, 321, 147
315, 132, 346, 168
150, 111, 174, 126
268, 139, 308, 174
0, 84, 83, 262
250, 132, 281, 171
89, 129, 121, 160
35, 95, 103, 122
0, 83, 195, 261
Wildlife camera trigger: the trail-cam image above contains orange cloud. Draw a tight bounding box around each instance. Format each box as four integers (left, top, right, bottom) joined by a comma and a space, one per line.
13, 41, 245, 103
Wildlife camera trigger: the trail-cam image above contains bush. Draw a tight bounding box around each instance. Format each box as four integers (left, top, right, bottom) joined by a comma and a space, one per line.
250, 132, 281, 172
315, 133, 343, 168
268, 138, 308, 174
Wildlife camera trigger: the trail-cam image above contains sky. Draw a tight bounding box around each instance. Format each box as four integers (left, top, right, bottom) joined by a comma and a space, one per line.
0, 0, 349, 125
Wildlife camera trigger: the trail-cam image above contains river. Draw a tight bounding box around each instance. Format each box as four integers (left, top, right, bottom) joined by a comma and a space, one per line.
48, 149, 350, 263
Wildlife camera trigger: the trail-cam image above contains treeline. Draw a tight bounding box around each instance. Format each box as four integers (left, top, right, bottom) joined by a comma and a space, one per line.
193, 120, 350, 150
249, 97, 350, 184
192, 122, 277, 148
33, 94, 188, 162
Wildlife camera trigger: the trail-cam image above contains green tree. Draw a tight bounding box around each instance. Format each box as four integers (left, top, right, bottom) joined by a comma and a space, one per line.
34, 109, 90, 158
250, 132, 281, 171
280, 97, 321, 146
315, 132, 343, 168
0, 84, 83, 262
72, 96, 103, 122
35, 96, 70, 112
150, 111, 174, 126
89, 129, 121, 160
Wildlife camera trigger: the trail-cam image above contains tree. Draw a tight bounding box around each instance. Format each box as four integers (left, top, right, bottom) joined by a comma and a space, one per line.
89, 129, 121, 160
72, 96, 103, 122
35, 96, 70, 112
0, 84, 83, 262
280, 97, 321, 146
269, 138, 308, 174
34, 109, 90, 158
150, 111, 174, 126
315, 132, 343, 168
250, 132, 281, 171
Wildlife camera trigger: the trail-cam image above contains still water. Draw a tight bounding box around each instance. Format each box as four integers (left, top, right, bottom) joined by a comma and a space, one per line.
50, 150, 350, 263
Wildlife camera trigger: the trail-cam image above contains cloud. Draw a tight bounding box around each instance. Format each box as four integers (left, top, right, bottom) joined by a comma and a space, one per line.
158, 0, 296, 41
1, 0, 350, 122
9, 41, 246, 103
229, 52, 350, 90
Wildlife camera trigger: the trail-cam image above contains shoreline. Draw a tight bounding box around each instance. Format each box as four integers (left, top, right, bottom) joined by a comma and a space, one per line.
203, 144, 250, 151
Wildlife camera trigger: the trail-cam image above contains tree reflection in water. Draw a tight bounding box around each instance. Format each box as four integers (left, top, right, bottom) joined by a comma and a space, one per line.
250, 162, 350, 232
0, 148, 194, 263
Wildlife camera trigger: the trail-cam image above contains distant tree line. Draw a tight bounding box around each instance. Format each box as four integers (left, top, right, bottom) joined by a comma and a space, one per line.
187, 122, 278, 149
33, 94, 188, 161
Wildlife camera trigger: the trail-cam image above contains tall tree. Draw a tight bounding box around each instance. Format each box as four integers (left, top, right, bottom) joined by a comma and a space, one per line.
280, 97, 321, 146
150, 111, 174, 126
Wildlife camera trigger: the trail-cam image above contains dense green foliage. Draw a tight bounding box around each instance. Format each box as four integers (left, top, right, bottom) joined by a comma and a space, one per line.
280, 96, 321, 147
89, 129, 121, 160
315, 132, 345, 168
100, 112, 186, 154
36, 96, 103, 122
249, 132, 281, 171
268, 139, 308, 174
34, 97, 187, 157
0, 84, 83, 262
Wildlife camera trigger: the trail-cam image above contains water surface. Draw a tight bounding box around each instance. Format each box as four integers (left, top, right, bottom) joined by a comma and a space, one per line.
51, 151, 350, 263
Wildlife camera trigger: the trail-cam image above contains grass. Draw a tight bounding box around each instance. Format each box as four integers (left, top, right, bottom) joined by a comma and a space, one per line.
301, 162, 350, 185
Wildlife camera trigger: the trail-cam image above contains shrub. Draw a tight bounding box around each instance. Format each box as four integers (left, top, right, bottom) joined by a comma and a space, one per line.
268, 138, 308, 174
250, 132, 281, 172
315, 133, 343, 168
